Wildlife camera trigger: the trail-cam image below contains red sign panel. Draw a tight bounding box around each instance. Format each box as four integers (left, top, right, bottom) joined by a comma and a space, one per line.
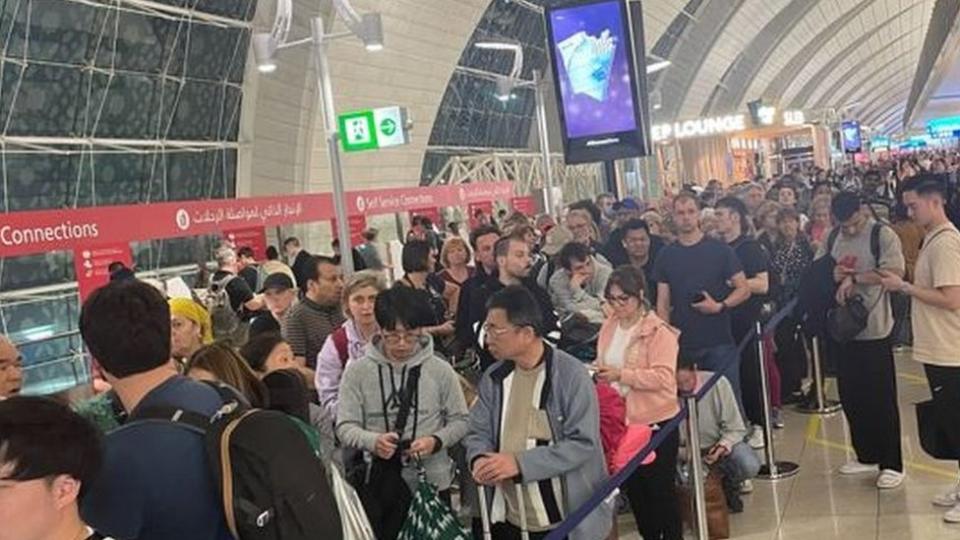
0, 182, 514, 257
510, 196, 537, 216
468, 201, 494, 229
224, 227, 268, 260
0, 194, 332, 258
331, 214, 367, 247
73, 243, 133, 301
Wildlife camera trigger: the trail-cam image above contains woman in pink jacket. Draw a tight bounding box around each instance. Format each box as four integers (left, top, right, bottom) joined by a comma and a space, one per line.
596, 265, 681, 540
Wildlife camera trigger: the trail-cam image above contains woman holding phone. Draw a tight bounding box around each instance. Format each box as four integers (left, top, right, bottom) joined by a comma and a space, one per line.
595, 265, 682, 540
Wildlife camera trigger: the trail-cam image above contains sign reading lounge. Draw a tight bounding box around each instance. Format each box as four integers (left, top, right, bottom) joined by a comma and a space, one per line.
651, 114, 747, 142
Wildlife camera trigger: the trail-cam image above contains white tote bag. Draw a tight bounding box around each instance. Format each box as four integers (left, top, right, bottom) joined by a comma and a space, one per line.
329, 465, 376, 540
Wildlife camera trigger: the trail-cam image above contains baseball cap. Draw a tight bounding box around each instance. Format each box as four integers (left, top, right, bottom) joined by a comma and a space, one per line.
260, 272, 294, 293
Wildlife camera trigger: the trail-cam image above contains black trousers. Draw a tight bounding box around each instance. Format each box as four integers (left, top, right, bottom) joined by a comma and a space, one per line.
736, 326, 764, 427
625, 423, 682, 540
774, 316, 807, 400
836, 337, 903, 472
923, 363, 960, 469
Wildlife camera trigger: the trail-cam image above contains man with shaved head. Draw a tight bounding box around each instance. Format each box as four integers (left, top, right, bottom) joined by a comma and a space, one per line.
0, 335, 22, 399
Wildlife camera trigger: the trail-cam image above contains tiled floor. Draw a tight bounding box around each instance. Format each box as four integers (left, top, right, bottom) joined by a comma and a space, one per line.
617, 352, 960, 539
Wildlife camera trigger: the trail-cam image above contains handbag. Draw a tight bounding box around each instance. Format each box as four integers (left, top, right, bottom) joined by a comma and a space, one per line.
826, 294, 870, 343
330, 465, 376, 540
677, 469, 730, 540
349, 366, 422, 540
916, 397, 960, 460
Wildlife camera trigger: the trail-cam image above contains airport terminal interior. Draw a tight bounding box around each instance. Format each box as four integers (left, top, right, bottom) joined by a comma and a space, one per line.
3, 0, 960, 539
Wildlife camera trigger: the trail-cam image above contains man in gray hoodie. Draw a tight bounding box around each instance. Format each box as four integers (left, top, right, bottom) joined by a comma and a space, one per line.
466, 286, 612, 540
336, 286, 469, 497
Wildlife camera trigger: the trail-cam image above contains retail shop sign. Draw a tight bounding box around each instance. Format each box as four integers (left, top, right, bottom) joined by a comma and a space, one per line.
224, 227, 268, 261
511, 196, 537, 216
331, 215, 367, 247
651, 114, 747, 142
73, 243, 132, 302
338, 106, 409, 152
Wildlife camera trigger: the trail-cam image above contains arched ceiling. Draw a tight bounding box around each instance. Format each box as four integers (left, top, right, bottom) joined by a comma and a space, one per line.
642, 0, 943, 136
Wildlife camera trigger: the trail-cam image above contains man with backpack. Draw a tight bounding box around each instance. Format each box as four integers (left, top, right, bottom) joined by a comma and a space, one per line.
818, 192, 906, 489
79, 280, 234, 540
208, 247, 264, 344
81, 280, 342, 540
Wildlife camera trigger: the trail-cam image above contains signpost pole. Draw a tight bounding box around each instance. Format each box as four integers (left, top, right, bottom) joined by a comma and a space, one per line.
311, 16, 355, 275
533, 70, 556, 218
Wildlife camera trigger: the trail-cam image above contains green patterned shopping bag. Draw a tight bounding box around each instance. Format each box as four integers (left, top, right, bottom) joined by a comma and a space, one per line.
397, 475, 471, 540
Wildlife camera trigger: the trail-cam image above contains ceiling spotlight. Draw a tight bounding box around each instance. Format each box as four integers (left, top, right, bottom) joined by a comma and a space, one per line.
646, 60, 671, 74
475, 41, 522, 51
359, 13, 384, 51
252, 33, 277, 73
494, 77, 515, 102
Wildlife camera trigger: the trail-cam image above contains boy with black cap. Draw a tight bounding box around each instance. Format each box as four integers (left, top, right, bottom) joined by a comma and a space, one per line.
250, 272, 297, 339
817, 191, 906, 489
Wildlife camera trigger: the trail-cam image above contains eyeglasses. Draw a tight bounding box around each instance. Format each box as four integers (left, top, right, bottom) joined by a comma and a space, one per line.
382, 331, 421, 345
482, 323, 521, 338
604, 294, 635, 305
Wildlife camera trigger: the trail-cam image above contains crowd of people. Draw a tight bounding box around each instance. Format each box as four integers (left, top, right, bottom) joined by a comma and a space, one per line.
3, 149, 960, 540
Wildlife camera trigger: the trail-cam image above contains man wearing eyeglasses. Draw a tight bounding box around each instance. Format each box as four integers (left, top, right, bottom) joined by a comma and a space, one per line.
465, 286, 611, 540
336, 286, 468, 510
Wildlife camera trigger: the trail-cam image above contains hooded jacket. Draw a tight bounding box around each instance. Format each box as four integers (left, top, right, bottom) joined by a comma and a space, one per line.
336, 335, 469, 491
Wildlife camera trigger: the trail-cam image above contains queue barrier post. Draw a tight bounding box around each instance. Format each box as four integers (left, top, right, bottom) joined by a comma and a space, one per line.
795, 335, 842, 415
755, 321, 801, 480
684, 394, 711, 540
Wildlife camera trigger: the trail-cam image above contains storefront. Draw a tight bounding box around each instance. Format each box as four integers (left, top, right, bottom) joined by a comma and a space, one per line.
650, 109, 830, 190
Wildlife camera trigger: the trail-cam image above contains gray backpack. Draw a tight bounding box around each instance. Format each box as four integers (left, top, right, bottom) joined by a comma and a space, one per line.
206, 275, 248, 345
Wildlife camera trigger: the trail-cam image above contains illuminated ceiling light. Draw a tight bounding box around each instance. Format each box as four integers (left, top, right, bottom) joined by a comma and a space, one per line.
252, 33, 277, 73
359, 13, 384, 51
646, 60, 671, 74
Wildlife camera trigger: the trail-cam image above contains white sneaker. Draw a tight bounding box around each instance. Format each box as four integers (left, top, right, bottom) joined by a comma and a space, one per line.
933, 485, 960, 507
747, 426, 765, 449
740, 480, 754, 494
944, 503, 960, 524
876, 469, 905, 489
838, 461, 879, 475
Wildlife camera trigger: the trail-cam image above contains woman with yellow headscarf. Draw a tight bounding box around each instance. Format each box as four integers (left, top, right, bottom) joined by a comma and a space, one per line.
168, 298, 214, 363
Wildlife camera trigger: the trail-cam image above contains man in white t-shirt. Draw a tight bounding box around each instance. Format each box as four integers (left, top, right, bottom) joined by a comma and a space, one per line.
880, 175, 960, 523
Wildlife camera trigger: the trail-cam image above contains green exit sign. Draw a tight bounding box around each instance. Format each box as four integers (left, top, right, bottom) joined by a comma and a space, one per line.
338, 106, 410, 153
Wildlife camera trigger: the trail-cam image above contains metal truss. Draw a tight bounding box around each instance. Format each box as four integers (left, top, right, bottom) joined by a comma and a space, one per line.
425, 149, 604, 205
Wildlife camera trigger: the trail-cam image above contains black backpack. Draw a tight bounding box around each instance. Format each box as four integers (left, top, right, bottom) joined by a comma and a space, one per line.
131, 383, 342, 540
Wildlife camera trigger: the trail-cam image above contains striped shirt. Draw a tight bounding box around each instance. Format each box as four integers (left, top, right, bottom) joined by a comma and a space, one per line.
283, 298, 345, 369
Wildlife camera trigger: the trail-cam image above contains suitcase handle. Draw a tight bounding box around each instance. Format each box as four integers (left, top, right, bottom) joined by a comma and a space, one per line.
476, 483, 530, 540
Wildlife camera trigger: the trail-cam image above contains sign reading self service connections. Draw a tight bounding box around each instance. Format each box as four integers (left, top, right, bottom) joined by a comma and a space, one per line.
338, 106, 410, 152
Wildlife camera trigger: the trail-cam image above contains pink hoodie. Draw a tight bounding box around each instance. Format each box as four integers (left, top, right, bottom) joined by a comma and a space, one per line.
596, 311, 680, 426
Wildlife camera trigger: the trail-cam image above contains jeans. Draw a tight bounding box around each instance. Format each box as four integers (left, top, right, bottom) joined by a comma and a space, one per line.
688, 344, 742, 410
726, 441, 761, 481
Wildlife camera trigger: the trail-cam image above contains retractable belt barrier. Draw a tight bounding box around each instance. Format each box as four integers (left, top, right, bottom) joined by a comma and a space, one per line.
543, 299, 799, 540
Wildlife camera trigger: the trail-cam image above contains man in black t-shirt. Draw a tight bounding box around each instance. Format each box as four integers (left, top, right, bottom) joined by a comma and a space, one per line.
716, 197, 771, 433
284, 237, 313, 290
654, 193, 750, 401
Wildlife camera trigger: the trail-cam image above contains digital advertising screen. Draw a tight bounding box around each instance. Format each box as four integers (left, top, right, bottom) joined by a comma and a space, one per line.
841, 120, 862, 153
545, 0, 651, 164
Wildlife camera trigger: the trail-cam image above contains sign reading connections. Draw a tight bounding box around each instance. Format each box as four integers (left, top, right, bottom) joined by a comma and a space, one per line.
840, 120, 862, 154
338, 106, 410, 153
545, 0, 651, 164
